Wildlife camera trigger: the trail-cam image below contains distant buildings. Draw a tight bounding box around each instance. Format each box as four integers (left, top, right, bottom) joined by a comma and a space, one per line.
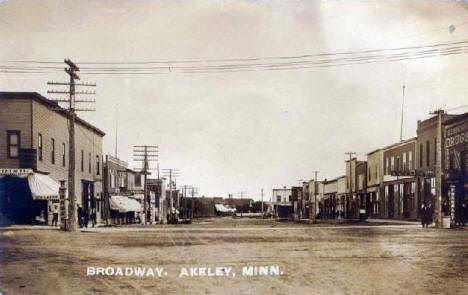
286, 110, 468, 226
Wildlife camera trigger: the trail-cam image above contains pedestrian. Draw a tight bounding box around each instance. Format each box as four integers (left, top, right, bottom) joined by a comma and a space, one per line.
427, 203, 433, 227
77, 205, 83, 228
91, 207, 96, 228
52, 204, 59, 227
442, 200, 449, 216
420, 204, 426, 228
83, 210, 89, 228
464, 202, 468, 226
456, 203, 467, 226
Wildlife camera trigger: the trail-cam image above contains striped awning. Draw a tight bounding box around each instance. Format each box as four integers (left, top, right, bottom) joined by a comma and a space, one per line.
28, 173, 60, 200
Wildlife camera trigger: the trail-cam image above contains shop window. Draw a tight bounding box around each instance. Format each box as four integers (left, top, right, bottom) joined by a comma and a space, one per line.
7, 130, 20, 158
81, 150, 84, 172
38, 133, 43, 161
426, 140, 430, 167
110, 170, 115, 188
409, 151, 413, 170
464, 153, 468, 173
403, 152, 407, 171
419, 144, 423, 168
96, 155, 100, 175
62, 143, 66, 167
51, 138, 55, 164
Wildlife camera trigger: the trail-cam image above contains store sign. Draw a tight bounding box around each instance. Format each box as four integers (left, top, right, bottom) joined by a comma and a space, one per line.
390, 170, 433, 177
0, 168, 33, 175
445, 122, 468, 149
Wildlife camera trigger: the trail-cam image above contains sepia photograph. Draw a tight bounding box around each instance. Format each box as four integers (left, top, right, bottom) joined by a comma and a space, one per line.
1, 0, 468, 294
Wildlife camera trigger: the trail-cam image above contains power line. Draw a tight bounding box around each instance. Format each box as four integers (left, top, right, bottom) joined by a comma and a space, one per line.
4, 39, 468, 65
2, 39, 468, 75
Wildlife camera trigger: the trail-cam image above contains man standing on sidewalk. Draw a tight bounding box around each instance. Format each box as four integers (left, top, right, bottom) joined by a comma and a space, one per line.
52, 204, 59, 227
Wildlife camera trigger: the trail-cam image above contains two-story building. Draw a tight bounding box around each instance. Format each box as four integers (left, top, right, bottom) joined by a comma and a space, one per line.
345, 158, 366, 219
0, 92, 105, 225
271, 187, 293, 219
336, 176, 347, 218
443, 112, 468, 225
103, 155, 144, 224
382, 138, 417, 219
367, 149, 384, 218
322, 178, 338, 219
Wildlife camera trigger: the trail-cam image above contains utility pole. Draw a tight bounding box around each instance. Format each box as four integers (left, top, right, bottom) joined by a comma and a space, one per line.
115, 104, 119, 158
313, 171, 319, 223
179, 185, 192, 220
190, 187, 198, 220
430, 109, 444, 228
47, 59, 96, 232
162, 169, 180, 222
345, 152, 356, 219
400, 85, 406, 142
133, 145, 158, 225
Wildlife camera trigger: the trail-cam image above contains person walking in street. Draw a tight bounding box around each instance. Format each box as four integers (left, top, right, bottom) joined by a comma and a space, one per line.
77, 205, 83, 228
52, 204, 59, 227
420, 204, 427, 228
427, 203, 433, 227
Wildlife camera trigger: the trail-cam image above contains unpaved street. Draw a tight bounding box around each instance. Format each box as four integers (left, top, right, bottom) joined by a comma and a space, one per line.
1, 219, 468, 295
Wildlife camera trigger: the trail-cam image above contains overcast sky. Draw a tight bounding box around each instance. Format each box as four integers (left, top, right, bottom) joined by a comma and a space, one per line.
1, 0, 468, 200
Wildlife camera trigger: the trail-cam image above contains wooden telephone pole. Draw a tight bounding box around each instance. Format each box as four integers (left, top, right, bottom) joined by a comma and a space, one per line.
430, 109, 444, 228
190, 187, 198, 220
162, 169, 180, 222
133, 145, 158, 224
178, 185, 192, 220
345, 152, 356, 219
313, 170, 319, 223
47, 59, 96, 232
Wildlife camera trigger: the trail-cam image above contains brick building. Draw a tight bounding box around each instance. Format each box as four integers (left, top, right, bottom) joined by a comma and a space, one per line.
0, 92, 105, 225
416, 114, 457, 214
382, 138, 417, 219
443, 112, 468, 225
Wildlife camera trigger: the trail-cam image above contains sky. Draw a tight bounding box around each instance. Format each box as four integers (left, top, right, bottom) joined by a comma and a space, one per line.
1, 0, 468, 200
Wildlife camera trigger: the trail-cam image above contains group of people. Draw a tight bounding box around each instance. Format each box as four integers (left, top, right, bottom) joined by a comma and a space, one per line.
420, 203, 433, 228
77, 205, 97, 228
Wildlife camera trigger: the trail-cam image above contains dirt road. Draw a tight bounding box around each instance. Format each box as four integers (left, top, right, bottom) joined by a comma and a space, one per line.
1, 219, 468, 295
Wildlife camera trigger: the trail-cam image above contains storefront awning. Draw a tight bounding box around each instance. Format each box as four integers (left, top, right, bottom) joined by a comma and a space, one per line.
110, 195, 142, 213
27, 173, 60, 200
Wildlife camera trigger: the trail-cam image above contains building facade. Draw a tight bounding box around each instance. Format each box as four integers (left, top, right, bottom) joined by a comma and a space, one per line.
322, 178, 338, 219
0, 92, 105, 225
366, 149, 384, 218
443, 112, 468, 225
382, 138, 417, 219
